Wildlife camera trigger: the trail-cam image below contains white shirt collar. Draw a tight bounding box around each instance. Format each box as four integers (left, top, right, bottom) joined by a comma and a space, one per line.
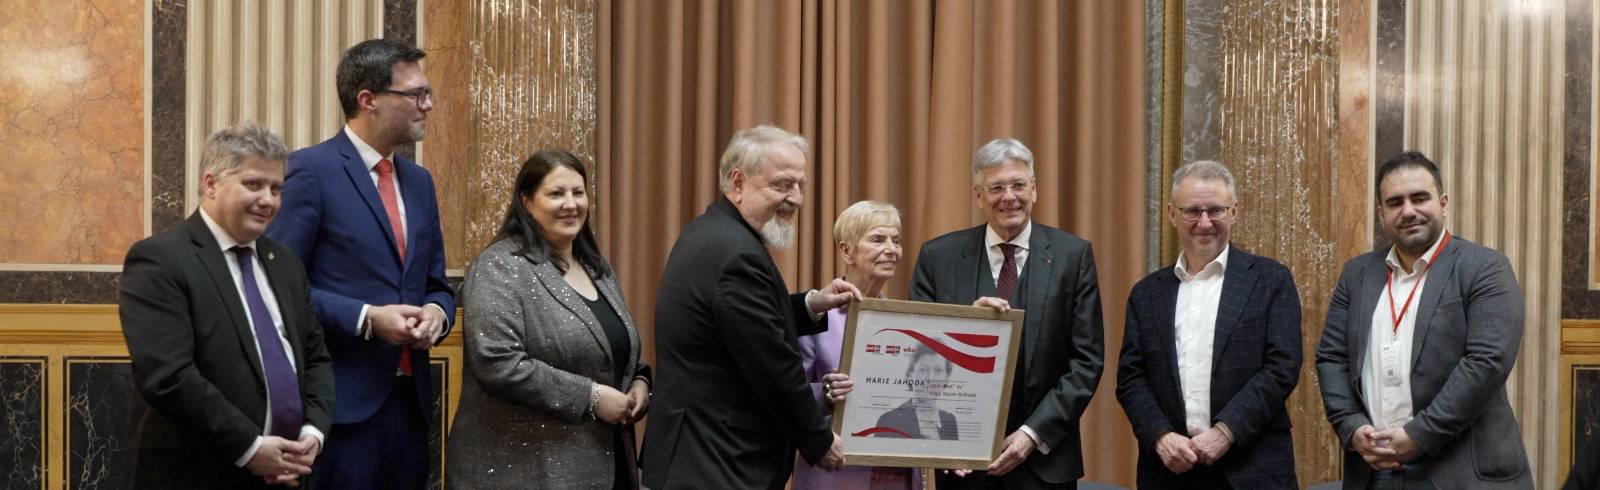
1174, 244, 1230, 282
343, 125, 391, 171
198, 207, 254, 252
984, 221, 1033, 251
1384, 230, 1449, 275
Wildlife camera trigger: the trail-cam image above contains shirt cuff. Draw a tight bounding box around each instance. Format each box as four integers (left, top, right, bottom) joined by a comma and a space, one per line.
300, 424, 325, 446
357, 304, 372, 340
426, 303, 449, 342
803, 289, 826, 321
1019, 425, 1051, 454
1214, 421, 1234, 444
235, 436, 264, 467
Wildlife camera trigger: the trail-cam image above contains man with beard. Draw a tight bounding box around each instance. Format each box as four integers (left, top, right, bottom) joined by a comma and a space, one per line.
641, 125, 861, 489
267, 39, 455, 489
911, 138, 1104, 489
1317, 151, 1532, 489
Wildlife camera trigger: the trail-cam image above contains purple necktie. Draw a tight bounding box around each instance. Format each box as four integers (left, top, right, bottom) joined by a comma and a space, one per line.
997, 243, 1019, 300
232, 246, 303, 439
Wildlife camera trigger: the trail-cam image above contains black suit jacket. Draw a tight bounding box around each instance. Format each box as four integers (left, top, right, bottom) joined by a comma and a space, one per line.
1115, 246, 1302, 489
640, 197, 831, 490
119, 212, 334, 486
909, 223, 1104, 483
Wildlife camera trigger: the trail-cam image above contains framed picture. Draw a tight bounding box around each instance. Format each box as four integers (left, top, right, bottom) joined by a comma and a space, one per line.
831, 298, 1024, 469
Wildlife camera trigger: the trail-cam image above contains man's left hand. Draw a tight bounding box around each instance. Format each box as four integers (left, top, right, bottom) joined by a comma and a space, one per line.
986, 430, 1037, 475
1190, 426, 1231, 465
1372, 427, 1421, 463
411, 305, 447, 349
822, 371, 854, 404
807, 278, 863, 313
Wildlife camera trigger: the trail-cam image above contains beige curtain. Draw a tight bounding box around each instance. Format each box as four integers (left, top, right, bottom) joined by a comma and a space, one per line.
598, 1, 1146, 484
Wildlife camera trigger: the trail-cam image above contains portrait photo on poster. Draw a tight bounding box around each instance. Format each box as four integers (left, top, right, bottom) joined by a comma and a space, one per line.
832, 298, 1024, 470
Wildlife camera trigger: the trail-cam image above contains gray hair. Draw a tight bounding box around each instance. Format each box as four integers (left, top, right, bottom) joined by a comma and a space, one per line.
198, 124, 290, 196
1169, 160, 1237, 203
972, 138, 1035, 181
718, 125, 811, 194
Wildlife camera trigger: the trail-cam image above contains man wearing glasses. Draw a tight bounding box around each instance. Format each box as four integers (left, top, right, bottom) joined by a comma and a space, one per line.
1115, 160, 1303, 489
268, 39, 455, 489
910, 138, 1104, 489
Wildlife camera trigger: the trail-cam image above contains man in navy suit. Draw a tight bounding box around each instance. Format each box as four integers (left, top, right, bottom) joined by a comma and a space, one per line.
267, 38, 455, 489
1115, 160, 1302, 489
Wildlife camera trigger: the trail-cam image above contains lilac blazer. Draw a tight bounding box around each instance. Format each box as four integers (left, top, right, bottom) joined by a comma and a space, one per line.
791, 307, 917, 490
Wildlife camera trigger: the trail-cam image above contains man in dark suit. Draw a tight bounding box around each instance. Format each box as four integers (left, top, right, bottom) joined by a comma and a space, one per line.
1317, 151, 1532, 489
120, 125, 334, 488
1115, 160, 1302, 489
266, 39, 455, 489
910, 138, 1104, 489
641, 125, 860, 489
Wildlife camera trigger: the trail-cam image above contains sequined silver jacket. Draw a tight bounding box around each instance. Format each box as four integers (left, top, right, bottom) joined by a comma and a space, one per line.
446, 238, 644, 489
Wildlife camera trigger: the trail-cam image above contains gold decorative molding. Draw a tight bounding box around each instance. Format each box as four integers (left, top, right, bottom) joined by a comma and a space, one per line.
1564, 320, 1600, 354
0, 303, 465, 346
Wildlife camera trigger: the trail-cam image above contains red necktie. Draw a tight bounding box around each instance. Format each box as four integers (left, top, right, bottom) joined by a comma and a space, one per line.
375, 159, 412, 376
997, 243, 1019, 300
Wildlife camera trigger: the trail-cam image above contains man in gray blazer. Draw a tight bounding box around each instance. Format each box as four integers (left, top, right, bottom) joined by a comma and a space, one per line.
911, 138, 1104, 489
1317, 151, 1532, 489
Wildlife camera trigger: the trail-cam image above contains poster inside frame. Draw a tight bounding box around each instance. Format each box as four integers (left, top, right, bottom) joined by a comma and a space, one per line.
831, 298, 1024, 469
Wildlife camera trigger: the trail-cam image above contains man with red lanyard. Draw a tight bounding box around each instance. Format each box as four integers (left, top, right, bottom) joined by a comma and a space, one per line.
1316, 151, 1532, 489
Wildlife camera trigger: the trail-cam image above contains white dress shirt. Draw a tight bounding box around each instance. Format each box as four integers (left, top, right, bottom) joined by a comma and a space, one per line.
985, 222, 1032, 284
1173, 245, 1229, 436
198, 209, 323, 466
1361, 231, 1449, 430
983, 222, 1052, 453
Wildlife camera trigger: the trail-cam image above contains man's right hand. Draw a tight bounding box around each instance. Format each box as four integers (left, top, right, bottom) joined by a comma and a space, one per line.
1351, 425, 1401, 470
368, 304, 424, 345
821, 433, 845, 471
1155, 432, 1198, 474
972, 297, 1010, 313
246, 436, 313, 483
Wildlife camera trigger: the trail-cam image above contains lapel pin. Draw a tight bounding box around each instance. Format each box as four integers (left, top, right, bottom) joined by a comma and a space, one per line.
268, 252, 275, 260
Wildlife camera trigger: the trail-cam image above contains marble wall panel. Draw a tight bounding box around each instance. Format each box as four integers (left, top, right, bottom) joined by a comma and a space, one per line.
421, 0, 474, 270
66, 359, 132, 490
462, 0, 598, 262
0, 0, 145, 266
0, 359, 45, 490
1213, 1, 1345, 485
1577, 366, 1600, 459
1566, 0, 1600, 317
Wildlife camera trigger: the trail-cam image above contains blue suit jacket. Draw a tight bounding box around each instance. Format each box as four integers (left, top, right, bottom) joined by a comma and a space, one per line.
267, 130, 456, 424
1116, 246, 1302, 489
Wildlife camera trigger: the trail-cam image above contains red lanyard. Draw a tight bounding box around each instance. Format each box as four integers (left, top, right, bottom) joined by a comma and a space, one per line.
1386, 232, 1451, 334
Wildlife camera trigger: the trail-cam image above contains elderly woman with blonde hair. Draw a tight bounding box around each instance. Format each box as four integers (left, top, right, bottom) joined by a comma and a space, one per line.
793, 200, 920, 489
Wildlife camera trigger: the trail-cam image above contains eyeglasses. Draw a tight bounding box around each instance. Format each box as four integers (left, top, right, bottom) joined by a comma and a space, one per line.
1176, 205, 1233, 222
377, 87, 433, 107
979, 181, 1032, 196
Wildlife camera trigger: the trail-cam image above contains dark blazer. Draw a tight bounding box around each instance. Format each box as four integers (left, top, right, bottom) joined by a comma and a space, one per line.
873, 400, 960, 440
909, 223, 1105, 484
640, 197, 833, 490
1317, 236, 1532, 489
266, 130, 456, 424
1115, 246, 1302, 489
119, 212, 334, 487
447, 239, 647, 488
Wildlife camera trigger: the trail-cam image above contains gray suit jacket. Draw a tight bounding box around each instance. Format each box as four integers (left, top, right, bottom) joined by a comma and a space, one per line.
447, 239, 645, 489
1316, 235, 1531, 489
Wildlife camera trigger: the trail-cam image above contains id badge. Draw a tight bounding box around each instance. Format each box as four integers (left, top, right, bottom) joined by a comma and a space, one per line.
1381, 343, 1403, 387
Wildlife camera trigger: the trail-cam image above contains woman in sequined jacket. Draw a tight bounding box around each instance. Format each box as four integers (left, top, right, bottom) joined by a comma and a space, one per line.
447, 150, 651, 489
